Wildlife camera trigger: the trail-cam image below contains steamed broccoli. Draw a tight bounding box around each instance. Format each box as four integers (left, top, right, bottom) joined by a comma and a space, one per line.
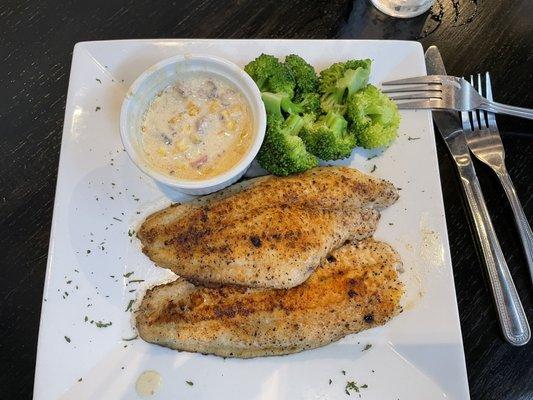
257, 113, 318, 176
284, 54, 319, 101
346, 84, 400, 149
299, 111, 356, 160
244, 54, 295, 98
261, 91, 320, 116
295, 92, 320, 114
319, 59, 371, 114
245, 54, 395, 174
258, 88, 318, 175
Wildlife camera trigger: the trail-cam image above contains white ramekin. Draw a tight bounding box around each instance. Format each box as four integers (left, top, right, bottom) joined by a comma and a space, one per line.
120, 54, 266, 195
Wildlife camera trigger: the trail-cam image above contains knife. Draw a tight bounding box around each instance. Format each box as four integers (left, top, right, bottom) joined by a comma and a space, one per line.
425, 46, 530, 346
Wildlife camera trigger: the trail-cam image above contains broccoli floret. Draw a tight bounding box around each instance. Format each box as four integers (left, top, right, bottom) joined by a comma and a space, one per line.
346, 84, 400, 149
257, 113, 318, 176
284, 54, 319, 101
299, 111, 356, 160
296, 92, 320, 114
319, 59, 371, 114
244, 54, 295, 98
261, 91, 320, 116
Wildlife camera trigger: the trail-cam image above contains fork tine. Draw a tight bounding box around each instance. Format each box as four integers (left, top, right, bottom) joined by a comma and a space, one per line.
382, 84, 442, 94
476, 73, 484, 97
460, 76, 473, 131
469, 75, 480, 130
460, 109, 472, 132
485, 72, 494, 101
476, 73, 488, 129
388, 92, 442, 101
382, 76, 444, 85
394, 99, 442, 109
485, 72, 498, 127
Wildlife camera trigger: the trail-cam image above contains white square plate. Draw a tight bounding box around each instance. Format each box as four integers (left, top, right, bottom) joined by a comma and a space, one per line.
34, 39, 469, 400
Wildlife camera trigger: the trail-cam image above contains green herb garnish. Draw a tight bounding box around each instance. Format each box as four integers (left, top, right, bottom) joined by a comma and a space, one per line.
345, 381, 359, 394
125, 299, 134, 312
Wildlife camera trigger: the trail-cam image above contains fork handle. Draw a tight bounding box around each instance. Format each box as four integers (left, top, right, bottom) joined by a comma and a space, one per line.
497, 169, 533, 284
480, 100, 533, 120
457, 162, 530, 346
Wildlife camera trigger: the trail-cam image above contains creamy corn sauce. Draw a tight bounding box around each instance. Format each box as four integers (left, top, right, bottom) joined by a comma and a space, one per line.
141, 73, 253, 180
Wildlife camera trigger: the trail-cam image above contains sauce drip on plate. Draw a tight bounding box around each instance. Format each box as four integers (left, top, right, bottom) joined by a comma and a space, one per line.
135, 370, 162, 397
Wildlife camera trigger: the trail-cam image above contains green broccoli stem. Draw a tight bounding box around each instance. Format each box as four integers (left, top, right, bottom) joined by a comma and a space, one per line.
261, 91, 304, 116
321, 90, 345, 113
261, 92, 283, 118
338, 67, 370, 98
280, 96, 303, 115
324, 111, 348, 132
284, 114, 305, 136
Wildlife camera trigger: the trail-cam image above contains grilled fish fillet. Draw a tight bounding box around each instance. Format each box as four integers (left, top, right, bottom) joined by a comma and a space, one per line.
138, 167, 399, 289
135, 239, 404, 358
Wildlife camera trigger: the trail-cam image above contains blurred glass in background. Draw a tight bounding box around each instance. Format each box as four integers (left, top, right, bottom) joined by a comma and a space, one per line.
371, 0, 435, 17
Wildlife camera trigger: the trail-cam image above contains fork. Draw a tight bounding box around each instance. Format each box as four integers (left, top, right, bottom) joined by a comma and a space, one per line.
382, 75, 533, 120
461, 72, 533, 284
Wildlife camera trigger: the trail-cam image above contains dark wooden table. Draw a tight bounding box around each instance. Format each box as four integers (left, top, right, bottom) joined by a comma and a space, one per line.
1, 1, 532, 399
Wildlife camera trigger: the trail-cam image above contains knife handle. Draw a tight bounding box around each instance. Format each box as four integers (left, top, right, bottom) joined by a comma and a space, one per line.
457, 161, 530, 346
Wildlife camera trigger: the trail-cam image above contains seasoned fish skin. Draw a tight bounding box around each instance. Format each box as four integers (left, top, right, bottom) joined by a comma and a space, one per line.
136, 239, 404, 358
140, 205, 379, 289
138, 167, 398, 289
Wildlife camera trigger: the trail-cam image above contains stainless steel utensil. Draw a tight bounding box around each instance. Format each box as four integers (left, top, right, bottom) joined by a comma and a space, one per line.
382, 74, 533, 120
461, 72, 533, 285
425, 45, 530, 346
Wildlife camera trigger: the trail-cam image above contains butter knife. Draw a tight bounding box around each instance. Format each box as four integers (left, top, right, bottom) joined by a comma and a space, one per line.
425, 46, 530, 346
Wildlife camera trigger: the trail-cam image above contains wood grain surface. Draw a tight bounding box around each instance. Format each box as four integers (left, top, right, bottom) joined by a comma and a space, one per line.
0, 0, 532, 399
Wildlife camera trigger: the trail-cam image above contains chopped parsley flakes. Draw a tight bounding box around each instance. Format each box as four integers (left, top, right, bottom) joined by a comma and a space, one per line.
95, 321, 112, 328
125, 299, 134, 312
345, 381, 368, 395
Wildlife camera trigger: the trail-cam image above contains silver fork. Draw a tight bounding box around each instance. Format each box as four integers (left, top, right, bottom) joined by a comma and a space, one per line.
382, 75, 533, 120
461, 72, 533, 284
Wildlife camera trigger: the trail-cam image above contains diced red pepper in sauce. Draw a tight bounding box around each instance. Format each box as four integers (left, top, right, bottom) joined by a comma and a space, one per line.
190, 154, 208, 169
